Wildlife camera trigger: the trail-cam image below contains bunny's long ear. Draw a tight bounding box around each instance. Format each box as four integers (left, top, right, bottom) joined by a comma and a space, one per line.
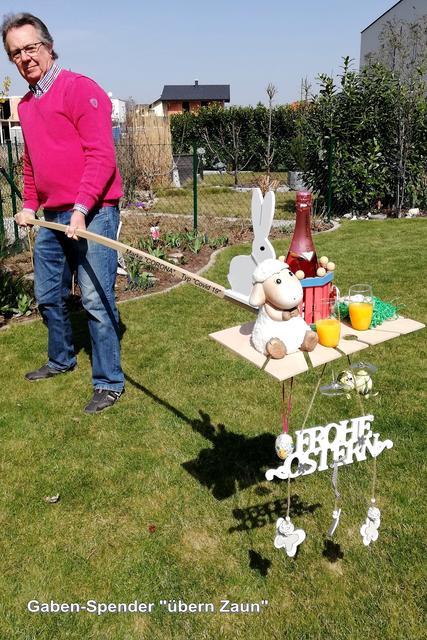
251, 188, 263, 227
249, 282, 266, 307
258, 190, 275, 237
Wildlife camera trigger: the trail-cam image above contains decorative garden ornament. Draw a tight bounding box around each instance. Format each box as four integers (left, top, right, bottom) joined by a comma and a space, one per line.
336, 369, 376, 399
327, 508, 342, 537
320, 362, 378, 398
266, 415, 393, 481
360, 501, 381, 546
227, 188, 276, 301
275, 433, 294, 460
249, 259, 318, 359
327, 456, 343, 537
274, 517, 306, 557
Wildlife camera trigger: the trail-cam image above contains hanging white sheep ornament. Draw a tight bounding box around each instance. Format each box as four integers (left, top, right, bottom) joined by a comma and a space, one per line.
249, 259, 318, 359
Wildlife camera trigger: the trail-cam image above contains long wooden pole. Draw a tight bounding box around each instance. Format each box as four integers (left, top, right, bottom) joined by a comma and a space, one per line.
29, 218, 253, 310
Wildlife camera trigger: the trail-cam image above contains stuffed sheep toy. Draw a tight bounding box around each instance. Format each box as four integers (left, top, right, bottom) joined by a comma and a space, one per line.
249, 259, 318, 359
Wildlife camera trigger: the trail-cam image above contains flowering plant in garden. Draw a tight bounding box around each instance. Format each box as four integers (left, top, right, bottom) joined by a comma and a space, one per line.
126, 201, 146, 209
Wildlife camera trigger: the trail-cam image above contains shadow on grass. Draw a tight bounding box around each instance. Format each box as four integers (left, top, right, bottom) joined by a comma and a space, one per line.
125, 372, 277, 500
229, 495, 322, 533
322, 538, 344, 562
248, 550, 271, 577
69, 308, 127, 361
182, 418, 277, 500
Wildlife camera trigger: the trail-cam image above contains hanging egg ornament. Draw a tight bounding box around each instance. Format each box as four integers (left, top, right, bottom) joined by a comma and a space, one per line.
319, 256, 329, 267
317, 267, 326, 277
295, 270, 305, 280
275, 433, 294, 460
326, 261, 335, 271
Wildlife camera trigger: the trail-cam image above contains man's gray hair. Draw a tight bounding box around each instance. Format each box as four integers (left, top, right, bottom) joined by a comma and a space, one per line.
1, 12, 58, 60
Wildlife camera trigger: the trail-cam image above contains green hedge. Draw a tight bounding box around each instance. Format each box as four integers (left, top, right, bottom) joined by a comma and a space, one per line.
170, 103, 299, 173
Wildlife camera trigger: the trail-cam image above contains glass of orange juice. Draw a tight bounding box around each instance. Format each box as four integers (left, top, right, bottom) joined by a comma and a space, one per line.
348, 284, 373, 330
315, 299, 341, 348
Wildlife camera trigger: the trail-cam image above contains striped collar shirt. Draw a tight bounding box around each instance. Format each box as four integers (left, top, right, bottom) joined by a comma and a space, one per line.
29, 63, 62, 97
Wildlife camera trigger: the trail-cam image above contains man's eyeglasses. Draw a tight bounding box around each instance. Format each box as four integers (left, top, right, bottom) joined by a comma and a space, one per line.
9, 42, 45, 62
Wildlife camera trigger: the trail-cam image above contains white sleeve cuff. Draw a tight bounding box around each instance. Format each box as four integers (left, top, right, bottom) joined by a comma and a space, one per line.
74, 204, 89, 216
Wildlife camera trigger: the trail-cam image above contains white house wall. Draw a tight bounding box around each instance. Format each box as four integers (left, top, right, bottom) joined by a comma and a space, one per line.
360, 0, 427, 68
151, 102, 165, 117
110, 98, 127, 124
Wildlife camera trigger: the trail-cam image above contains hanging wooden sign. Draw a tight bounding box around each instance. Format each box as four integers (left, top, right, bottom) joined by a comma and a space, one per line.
266, 414, 393, 481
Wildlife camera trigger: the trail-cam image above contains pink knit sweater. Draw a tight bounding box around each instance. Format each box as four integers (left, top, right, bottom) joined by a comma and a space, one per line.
18, 69, 123, 213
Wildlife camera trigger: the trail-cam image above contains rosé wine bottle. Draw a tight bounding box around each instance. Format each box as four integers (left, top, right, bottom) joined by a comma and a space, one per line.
285, 191, 318, 278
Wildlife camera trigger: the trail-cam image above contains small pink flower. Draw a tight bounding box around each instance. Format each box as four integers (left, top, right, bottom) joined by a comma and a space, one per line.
150, 226, 160, 240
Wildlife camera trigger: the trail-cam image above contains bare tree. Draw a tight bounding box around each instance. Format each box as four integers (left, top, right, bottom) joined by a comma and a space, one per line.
265, 83, 278, 177
201, 108, 255, 186
376, 17, 427, 80
300, 77, 311, 102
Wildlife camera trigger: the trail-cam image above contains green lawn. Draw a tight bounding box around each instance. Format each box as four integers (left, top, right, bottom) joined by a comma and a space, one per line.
0, 220, 426, 639
200, 171, 288, 187
152, 173, 296, 219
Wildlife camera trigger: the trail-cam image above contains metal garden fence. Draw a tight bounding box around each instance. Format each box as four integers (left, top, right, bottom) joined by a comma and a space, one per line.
115, 140, 298, 230
0, 140, 23, 245
0, 135, 315, 250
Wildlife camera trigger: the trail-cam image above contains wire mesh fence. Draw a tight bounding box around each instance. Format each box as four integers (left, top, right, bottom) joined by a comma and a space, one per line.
0, 141, 24, 244
0, 139, 23, 168
113, 112, 299, 221
115, 139, 299, 222
0, 140, 23, 216
0, 135, 302, 247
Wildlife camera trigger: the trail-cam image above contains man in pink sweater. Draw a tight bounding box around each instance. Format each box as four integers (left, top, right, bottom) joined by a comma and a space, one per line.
2, 12, 125, 413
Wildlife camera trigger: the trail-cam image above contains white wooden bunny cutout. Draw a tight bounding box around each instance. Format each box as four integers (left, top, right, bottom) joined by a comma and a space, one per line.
227, 188, 276, 304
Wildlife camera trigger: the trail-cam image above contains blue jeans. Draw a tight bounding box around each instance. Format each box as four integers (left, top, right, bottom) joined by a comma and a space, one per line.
34, 206, 124, 392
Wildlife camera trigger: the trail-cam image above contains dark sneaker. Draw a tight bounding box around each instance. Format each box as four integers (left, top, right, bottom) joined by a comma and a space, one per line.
25, 364, 76, 381
84, 389, 122, 414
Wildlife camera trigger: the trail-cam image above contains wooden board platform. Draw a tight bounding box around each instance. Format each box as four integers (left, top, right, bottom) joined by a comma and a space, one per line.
209, 317, 425, 382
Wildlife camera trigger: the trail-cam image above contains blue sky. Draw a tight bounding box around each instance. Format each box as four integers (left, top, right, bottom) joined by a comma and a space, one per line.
2, 0, 396, 104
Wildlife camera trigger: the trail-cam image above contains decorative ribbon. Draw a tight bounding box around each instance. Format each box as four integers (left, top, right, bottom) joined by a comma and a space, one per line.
331, 459, 342, 502
281, 378, 293, 433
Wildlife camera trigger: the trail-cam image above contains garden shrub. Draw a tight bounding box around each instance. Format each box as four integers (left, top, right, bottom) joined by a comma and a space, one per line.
0, 267, 33, 317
